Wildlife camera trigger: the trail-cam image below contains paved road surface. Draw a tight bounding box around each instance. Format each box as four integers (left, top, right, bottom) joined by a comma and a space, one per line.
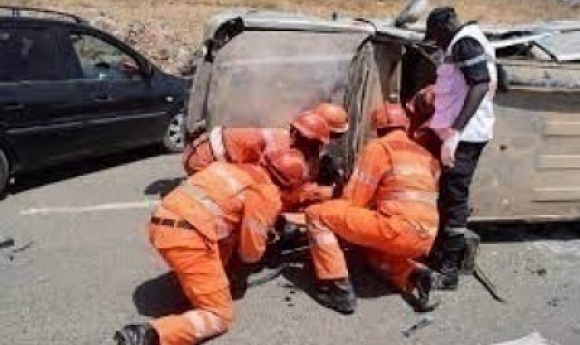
1, 149, 579, 345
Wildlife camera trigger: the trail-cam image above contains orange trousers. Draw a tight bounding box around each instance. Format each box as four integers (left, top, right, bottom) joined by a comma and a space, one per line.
305, 200, 435, 292
149, 224, 237, 345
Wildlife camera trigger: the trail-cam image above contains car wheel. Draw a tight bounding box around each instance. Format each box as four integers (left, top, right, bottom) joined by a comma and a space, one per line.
163, 109, 186, 153
0, 149, 9, 199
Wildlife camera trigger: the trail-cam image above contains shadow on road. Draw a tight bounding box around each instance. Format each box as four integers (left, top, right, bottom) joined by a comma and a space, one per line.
144, 177, 185, 198
10, 146, 166, 195
472, 222, 580, 244
131, 222, 580, 319
281, 250, 395, 301
133, 272, 191, 318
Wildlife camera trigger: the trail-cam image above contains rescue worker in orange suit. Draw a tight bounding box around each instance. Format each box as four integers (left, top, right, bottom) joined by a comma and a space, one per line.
285, 103, 351, 210
311, 103, 351, 188
182, 103, 349, 177
115, 149, 309, 345
182, 126, 290, 176
304, 102, 441, 314
405, 85, 442, 158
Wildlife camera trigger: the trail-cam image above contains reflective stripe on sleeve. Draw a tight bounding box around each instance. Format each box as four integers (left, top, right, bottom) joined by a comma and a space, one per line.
209, 127, 226, 161
351, 168, 378, 187
456, 53, 487, 68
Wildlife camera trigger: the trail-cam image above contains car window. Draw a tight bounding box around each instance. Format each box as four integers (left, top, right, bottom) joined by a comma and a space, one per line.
0, 27, 67, 82
70, 33, 142, 81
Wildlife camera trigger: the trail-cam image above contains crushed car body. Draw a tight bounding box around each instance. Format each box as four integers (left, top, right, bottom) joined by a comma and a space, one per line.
187, 9, 580, 222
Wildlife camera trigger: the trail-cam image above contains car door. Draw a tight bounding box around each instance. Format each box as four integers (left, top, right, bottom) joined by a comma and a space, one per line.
0, 23, 92, 170
63, 29, 173, 152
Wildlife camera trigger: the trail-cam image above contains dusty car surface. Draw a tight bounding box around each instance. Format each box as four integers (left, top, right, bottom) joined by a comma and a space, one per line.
187, 9, 580, 222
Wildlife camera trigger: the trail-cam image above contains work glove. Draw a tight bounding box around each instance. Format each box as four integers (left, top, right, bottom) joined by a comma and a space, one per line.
439, 128, 460, 168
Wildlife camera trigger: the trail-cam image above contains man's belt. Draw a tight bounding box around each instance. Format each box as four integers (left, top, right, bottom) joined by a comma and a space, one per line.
151, 217, 195, 230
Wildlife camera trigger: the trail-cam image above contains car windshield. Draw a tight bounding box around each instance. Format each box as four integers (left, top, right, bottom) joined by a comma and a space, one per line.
196, 30, 368, 128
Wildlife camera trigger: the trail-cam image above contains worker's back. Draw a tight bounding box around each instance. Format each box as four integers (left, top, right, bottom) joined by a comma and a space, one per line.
183, 128, 290, 175
359, 131, 439, 231
154, 162, 273, 247
224, 128, 290, 164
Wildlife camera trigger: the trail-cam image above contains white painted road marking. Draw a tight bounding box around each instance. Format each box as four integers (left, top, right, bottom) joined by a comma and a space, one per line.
20, 200, 160, 216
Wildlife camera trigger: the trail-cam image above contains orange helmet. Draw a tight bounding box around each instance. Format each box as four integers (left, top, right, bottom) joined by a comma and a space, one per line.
314, 103, 349, 134
290, 112, 330, 144
262, 148, 308, 188
370, 102, 410, 130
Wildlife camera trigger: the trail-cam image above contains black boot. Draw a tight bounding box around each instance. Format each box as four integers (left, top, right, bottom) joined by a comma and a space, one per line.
404, 267, 441, 313
114, 324, 160, 345
315, 278, 357, 315
432, 227, 467, 290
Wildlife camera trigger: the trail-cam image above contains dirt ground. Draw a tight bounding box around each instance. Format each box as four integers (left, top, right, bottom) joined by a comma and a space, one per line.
3, 0, 580, 72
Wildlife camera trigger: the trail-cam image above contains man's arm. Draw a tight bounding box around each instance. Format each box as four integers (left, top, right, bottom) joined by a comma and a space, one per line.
451, 37, 491, 131
238, 184, 282, 263
343, 142, 388, 207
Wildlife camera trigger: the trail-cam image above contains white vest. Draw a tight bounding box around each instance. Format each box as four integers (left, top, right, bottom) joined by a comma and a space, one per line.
430, 24, 497, 143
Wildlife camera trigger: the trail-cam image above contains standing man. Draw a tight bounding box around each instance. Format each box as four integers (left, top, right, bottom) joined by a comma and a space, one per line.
115, 149, 309, 345
425, 7, 497, 289
304, 102, 441, 313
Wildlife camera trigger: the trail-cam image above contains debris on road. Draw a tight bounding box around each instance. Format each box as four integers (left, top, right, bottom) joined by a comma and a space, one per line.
474, 262, 506, 303
2, 240, 34, 262
0, 235, 15, 250
491, 332, 558, 345
401, 315, 433, 338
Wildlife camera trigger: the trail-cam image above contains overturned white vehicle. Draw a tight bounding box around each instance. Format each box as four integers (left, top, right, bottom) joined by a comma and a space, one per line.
187, 9, 580, 222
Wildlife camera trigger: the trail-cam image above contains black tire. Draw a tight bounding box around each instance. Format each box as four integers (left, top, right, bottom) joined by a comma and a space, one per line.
162, 109, 186, 153
0, 149, 9, 199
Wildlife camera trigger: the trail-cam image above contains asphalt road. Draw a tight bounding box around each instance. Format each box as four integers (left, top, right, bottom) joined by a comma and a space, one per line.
1, 148, 579, 345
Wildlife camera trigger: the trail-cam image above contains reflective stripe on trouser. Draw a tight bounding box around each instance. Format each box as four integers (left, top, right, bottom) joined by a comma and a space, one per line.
149, 231, 234, 345
305, 199, 434, 283
306, 203, 348, 280
150, 288, 232, 345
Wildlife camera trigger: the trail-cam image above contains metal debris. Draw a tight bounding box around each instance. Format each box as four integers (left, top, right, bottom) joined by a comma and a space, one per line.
0, 235, 15, 250
474, 262, 506, 303
492, 332, 558, 345
401, 315, 433, 338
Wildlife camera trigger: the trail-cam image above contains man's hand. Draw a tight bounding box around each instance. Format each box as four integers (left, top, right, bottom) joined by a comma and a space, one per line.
440, 128, 460, 167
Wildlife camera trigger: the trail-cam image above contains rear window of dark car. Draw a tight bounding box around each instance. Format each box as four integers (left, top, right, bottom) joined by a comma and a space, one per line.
0, 27, 67, 82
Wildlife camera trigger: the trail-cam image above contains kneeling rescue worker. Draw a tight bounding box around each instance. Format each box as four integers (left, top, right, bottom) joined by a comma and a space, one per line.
115, 148, 309, 345
182, 103, 349, 177
304, 102, 441, 314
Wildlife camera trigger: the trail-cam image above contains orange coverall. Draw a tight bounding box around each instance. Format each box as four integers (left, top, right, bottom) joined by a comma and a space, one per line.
182, 127, 290, 175
305, 130, 440, 292
148, 162, 282, 345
